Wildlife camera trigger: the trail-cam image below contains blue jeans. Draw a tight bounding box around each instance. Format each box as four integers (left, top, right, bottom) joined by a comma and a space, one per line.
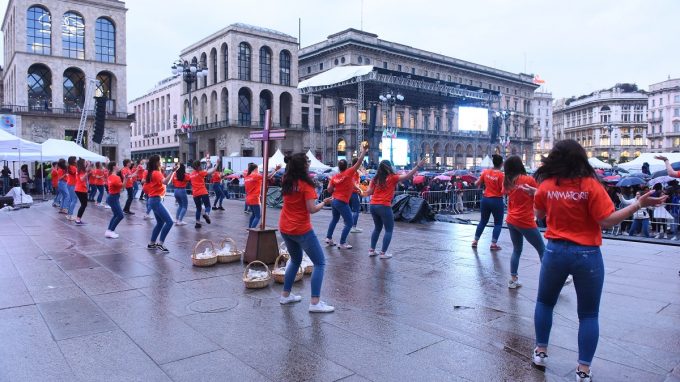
106, 194, 124, 231
174, 188, 188, 221
132, 181, 140, 199
281, 230, 326, 297
534, 240, 604, 366
95, 185, 105, 204
88, 184, 97, 200
326, 199, 353, 244
248, 204, 261, 228
350, 193, 361, 226
67, 185, 77, 215
474, 196, 504, 243
148, 196, 173, 243
507, 223, 545, 276
193, 194, 211, 221
56, 180, 68, 206
212, 183, 225, 206
628, 218, 650, 237
370, 204, 394, 252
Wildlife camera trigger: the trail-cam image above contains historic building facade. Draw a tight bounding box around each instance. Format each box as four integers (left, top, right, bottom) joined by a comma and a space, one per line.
531, 92, 554, 161
129, 76, 181, 161
554, 85, 648, 162
1, 0, 131, 161
299, 29, 539, 168
647, 78, 680, 153
176, 23, 302, 162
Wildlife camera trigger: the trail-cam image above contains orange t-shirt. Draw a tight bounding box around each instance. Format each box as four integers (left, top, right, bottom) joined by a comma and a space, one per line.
190, 170, 208, 196
121, 167, 134, 188
279, 180, 318, 235
67, 165, 77, 186
479, 168, 504, 198
141, 170, 151, 193
244, 172, 263, 205
75, 170, 88, 193
503, 174, 538, 229
51, 169, 59, 187
330, 168, 357, 203
353, 172, 361, 194
107, 174, 123, 195
172, 174, 189, 188
534, 177, 614, 246
370, 174, 399, 206
136, 165, 145, 180
56, 168, 66, 182
210, 172, 222, 184
146, 170, 166, 197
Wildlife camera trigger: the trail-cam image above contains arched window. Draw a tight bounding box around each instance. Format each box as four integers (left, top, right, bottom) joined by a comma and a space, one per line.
259, 46, 272, 84
259, 90, 272, 126
62, 11, 85, 59
238, 42, 251, 81
210, 48, 217, 84
279, 92, 292, 127
63, 67, 85, 111
27, 64, 52, 110
280, 50, 291, 86
95, 17, 115, 62
600, 106, 611, 123
238, 88, 251, 125
220, 88, 228, 121
95, 71, 113, 99
221, 43, 228, 81
27, 6, 51, 55
200, 53, 207, 88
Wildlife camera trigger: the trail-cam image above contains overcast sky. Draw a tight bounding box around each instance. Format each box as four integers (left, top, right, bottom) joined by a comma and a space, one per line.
2, 0, 678, 101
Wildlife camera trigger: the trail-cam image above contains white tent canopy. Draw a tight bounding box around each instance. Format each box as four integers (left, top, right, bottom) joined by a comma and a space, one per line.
0, 130, 42, 160
617, 152, 680, 173
306, 150, 330, 171
268, 149, 286, 170
39, 139, 108, 162
298, 65, 374, 89
588, 157, 612, 169
480, 155, 493, 168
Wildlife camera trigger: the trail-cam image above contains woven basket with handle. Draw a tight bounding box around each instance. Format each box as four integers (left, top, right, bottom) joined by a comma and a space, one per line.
192, 239, 217, 267
242, 260, 271, 289
272, 253, 303, 284
216, 237, 243, 263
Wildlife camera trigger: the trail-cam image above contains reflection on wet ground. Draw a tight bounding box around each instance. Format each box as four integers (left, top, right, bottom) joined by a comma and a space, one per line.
0, 198, 678, 381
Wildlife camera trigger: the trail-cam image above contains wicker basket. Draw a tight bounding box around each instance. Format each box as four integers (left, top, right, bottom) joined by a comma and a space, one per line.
302, 255, 314, 275
192, 239, 218, 267
278, 242, 289, 256
216, 237, 243, 263
272, 253, 303, 284
242, 260, 271, 289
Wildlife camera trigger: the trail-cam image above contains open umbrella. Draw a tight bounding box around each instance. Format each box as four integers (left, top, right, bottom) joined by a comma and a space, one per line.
602, 175, 621, 183
461, 174, 477, 183
648, 176, 679, 187
444, 169, 471, 176
222, 168, 234, 175
651, 161, 680, 178
616, 176, 645, 187
413, 175, 426, 185
435, 175, 451, 181
628, 172, 651, 181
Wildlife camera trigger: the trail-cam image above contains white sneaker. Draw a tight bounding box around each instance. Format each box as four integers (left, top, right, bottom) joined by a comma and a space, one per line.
532, 348, 548, 368
575, 368, 592, 382
178, 221, 187, 226
655, 233, 666, 239
143, 214, 152, 220
671, 235, 679, 241
279, 294, 302, 305
378, 252, 392, 259
104, 230, 119, 239
508, 279, 522, 289
104, 205, 111, 209
565, 275, 573, 285
350, 227, 363, 233
309, 301, 335, 313
324, 238, 336, 247
368, 249, 378, 257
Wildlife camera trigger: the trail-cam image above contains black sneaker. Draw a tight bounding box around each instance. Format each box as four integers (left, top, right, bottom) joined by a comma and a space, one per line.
124, 210, 135, 215
203, 214, 211, 224
218, 206, 225, 210
147, 243, 158, 250
156, 244, 169, 253
195, 223, 202, 229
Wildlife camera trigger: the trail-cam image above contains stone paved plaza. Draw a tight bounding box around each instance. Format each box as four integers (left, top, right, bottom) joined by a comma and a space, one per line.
0, 198, 679, 381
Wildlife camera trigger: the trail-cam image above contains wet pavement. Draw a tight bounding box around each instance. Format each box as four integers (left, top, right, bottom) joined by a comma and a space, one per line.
0, 198, 679, 381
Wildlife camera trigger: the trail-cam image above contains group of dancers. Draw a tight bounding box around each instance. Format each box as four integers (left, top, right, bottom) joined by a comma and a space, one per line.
47, 140, 673, 381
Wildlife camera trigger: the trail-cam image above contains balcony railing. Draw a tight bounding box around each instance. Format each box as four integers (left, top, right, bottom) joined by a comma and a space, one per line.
0, 104, 131, 119
175, 119, 307, 135
648, 117, 663, 123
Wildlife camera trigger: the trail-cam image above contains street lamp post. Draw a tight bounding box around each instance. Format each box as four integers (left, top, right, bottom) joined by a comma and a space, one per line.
606, 124, 617, 164
494, 109, 515, 157
378, 91, 404, 165
171, 57, 208, 163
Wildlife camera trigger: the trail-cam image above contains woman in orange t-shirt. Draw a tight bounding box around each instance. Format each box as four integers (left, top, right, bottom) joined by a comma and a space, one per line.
362, 158, 425, 258
472, 154, 505, 250
171, 163, 189, 225
65, 156, 79, 219
105, 161, 124, 238
210, 165, 226, 210
501, 156, 543, 289
145, 155, 175, 252
73, 158, 91, 225
190, 158, 219, 229
324, 145, 367, 249
244, 162, 280, 228
523, 140, 666, 380
278, 153, 334, 313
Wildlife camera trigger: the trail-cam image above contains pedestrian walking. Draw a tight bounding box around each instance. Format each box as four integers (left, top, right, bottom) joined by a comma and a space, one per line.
362, 158, 424, 259
279, 153, 334, 313
524, 139, 666, 382
472, 154, 505, 250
